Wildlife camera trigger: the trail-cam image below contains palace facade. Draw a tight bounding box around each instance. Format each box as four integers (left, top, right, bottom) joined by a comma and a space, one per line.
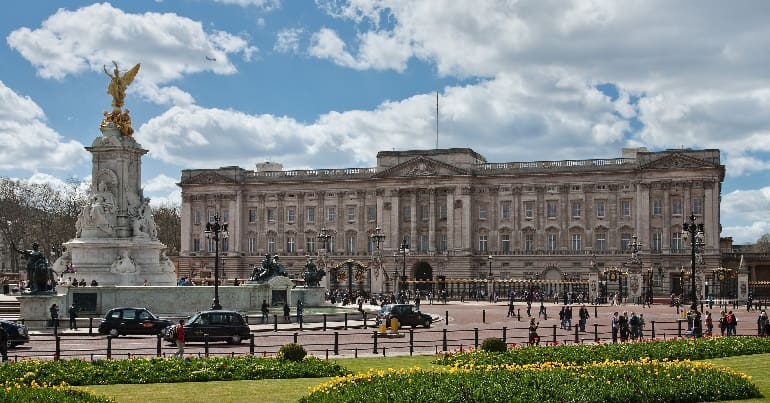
177, 147, 725, 300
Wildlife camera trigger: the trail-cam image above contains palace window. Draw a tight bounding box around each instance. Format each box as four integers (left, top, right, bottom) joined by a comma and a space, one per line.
287, 236, 295, 253
547, 233, 558, 251
327, 207, 335, 222
621, 200, 632, 217
571, 201, 582, 218
524, 201, 534, 219
479, 234, 488, 252
267, 208, 277, 223
501, 234, 511, 253
546, 201, 557, 218
287, 207, 296, 223
595, 200, 606, 218
571, 233, 582, 251
501, 203, 511, 220
307, 207, 315, 222
672, 198, 683, 216
248, 209, 256, 223
595, 232, 607, 251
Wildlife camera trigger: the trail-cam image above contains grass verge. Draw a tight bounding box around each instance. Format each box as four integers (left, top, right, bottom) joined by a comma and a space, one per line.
87, 354, 770, 403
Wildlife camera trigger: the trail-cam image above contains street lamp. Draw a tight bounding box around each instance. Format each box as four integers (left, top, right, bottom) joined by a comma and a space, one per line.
682, 213, 705, 309
369, 226, 385, 293
399, 238, 409, 298
647, 267, 654, 306
487, 255, 493, 277
317, 226, 332, 273
204, 213, 228, 310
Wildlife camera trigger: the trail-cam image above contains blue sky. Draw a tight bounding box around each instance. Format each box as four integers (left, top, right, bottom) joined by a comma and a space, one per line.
1, 1, 769, 244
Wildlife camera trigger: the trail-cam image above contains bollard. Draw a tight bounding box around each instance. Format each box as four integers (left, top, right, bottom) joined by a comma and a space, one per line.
249, 334, 255, 355
483, 309, 486, 323
574, 326, 579, 344
299, 317, 303, 331
204, 334, 210, 357
325, 349, 329, 360
445, 310, 449, 325
382, 346, 386, 357
373, 330, 378, 354
502, 326, 507, 343
323, 314, 327, 331
355, 348, 358, 358
442, 328, 448, 352
89, 318, 94, 336
55, 335, 61, 360
594, 305, 598, 318
651, 321, 656, 339
273, 315, 278, 332
106, 335, 112, 359
156, 334, 162, 357
677, 320, 682, 337
409, 329, 414, 356
293, 332, 298, 344
594, 323, 599, 342
334, 332, 339, 355
474, 328, 479, 349
344, 313, 348, 330
363, 312, 367, 329
518, 308, 521, 321
552, 325, 557, 345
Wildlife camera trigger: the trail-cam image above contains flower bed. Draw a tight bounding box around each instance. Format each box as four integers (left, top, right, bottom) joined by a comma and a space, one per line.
301, 360, 761, 403
0, 356, 349, 386
433, 336, 770, 367
0, 379, 111, 402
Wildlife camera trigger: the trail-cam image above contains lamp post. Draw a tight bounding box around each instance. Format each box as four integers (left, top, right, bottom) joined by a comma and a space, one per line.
399, 238, 409, 300
369, 226, 385, 293
487, 255, 493, 277
682, 214, 705, 309
317, 226, 332, 283
647, 267, 654, 306
204, 213, 228, 310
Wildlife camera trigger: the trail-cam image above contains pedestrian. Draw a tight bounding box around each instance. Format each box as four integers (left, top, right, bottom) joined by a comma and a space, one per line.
507, 300, 515, 318
638, 313, 646, 340
296, 299, 304, 326
0, 325, 7, 363
611, 312, 619, 343
528, 318, 540, 345
173, 319, 185, 358
68, 304, 78, 330
49, 303, 60, 328
579, 305, 590, 332
704, 311, 713, 336
619, 311, 629, 342
719, 310, 728, 336
283, 302, 291, 323
726, 310, 738, 336
629, 311, 640, 340
261, 299, 269, 324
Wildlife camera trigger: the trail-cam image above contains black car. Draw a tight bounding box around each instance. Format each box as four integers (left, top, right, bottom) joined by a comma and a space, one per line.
1, 320, 29, 348
98, 307, 172, 337
378, 304, 432, 329
163, 310, 250, 344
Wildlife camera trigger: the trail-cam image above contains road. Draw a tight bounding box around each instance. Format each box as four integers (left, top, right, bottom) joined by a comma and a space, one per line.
10, 299, 759, 361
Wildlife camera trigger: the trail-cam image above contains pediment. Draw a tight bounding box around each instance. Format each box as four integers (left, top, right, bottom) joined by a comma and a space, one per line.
639, 153, 719, 170
183, 171, 238, 185
373, 156, 471, 178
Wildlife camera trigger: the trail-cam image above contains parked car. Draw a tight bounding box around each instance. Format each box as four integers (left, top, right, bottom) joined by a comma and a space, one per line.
98, 307, 172, 337
1, 320, 29, 348
377, 304, 432, 329
162, 310, 250, 344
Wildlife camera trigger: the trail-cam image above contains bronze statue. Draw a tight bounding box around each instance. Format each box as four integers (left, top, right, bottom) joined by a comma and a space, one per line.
103, 61, 140, 111
303, 257, 325, 287
11, 241, 54, 293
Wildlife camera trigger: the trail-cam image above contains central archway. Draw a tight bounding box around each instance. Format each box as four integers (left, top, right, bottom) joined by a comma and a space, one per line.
414, 261, 433, 292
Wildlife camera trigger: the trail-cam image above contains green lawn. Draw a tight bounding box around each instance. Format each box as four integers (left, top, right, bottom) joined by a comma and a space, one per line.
86, 354, 770, 403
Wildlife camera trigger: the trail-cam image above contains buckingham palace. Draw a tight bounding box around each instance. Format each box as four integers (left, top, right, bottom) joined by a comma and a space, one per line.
177, 147, 726, 303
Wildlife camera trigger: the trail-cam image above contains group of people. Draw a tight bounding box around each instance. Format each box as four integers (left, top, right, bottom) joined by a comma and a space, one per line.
61, 277, 98, 287
611, 311, 646, 343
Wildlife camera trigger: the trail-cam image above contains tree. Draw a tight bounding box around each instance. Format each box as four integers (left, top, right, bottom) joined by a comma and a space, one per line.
153, 204, 181, 254
756, 234, 770, 253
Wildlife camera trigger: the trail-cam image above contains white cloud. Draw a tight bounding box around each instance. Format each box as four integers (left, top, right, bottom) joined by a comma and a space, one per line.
144, 174, 181, 207
721, 187, 770, 243
0, 81, 89, 171
275, 28, 304, 54
213, 0, 281, 9
6, 3, 256, 106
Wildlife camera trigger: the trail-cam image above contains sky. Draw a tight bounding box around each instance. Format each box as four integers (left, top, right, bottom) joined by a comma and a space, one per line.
1, 1, 770, 244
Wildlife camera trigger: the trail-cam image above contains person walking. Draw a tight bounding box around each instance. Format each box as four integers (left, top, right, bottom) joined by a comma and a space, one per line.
726, 310, 738, 336
173, 319, 185, 358
296, 299, 304, 326
68, 304, 78, 330
507, 300, 515, 318
283, 302, 291, 323
611, 312, 619, 344
261, 300, 269, 324
528, 318, 540, 346
579, 305, 590, 332
0, 325, 7, 363
49, 304, 60, 329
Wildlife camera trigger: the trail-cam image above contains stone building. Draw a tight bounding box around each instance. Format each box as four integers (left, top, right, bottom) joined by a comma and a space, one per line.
178, 147, 725, 301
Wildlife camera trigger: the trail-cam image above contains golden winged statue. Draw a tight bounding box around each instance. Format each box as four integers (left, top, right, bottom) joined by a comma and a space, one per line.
103, 61, 140, 111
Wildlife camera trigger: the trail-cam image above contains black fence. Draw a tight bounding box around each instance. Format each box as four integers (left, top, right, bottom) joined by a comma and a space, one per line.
8, 316, 757, 363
